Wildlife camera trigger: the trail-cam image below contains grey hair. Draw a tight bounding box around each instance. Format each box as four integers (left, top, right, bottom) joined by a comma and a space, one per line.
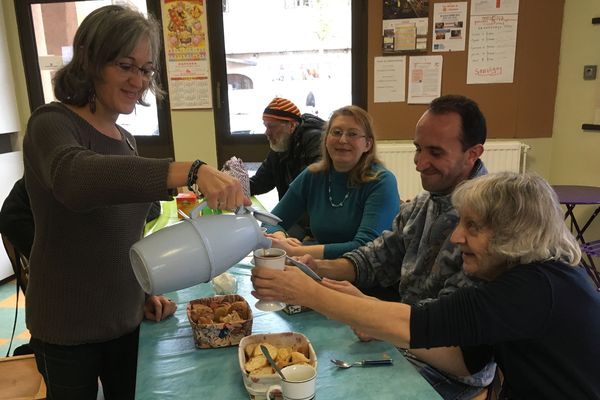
53, 5, 164, 107
452, 172, 581, 266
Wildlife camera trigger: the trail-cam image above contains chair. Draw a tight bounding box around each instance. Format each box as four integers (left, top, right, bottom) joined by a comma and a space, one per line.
580, 240, 600, 288
0, 354, 46, 399
1, 235, 29, 293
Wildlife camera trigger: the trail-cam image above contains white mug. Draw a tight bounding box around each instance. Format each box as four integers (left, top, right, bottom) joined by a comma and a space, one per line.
266, 364, 316, 400
253, 248, 286, 312
253, 248, 286, 269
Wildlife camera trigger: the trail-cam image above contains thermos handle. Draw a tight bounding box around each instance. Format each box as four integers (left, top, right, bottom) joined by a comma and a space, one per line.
189, 200, 208, 219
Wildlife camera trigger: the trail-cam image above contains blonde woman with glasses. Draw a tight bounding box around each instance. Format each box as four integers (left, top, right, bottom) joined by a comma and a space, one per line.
263, 105, 400, 259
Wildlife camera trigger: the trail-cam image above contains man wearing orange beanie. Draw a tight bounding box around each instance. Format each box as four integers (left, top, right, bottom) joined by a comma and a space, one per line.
250, 97, 324, 238
250, 97, 324, 199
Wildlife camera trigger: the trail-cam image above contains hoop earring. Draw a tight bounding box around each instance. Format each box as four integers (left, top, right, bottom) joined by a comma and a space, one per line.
88, 90, 96, 114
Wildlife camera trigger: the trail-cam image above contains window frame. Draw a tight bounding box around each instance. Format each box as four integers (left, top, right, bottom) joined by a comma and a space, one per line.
206, 0, 368, 166
14, 0, 175, 159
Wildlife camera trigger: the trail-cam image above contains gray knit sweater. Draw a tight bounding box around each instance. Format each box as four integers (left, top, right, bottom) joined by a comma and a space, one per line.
23, 102, 172, 345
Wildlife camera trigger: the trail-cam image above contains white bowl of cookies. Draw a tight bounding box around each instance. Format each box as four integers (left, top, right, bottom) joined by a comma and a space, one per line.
238, 332, 317, 400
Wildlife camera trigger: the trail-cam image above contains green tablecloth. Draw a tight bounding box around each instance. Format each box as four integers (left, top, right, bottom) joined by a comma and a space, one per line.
135, 263, 442, 399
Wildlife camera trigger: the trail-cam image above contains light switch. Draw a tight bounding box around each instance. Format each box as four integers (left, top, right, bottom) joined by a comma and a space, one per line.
584, 65, 597, 80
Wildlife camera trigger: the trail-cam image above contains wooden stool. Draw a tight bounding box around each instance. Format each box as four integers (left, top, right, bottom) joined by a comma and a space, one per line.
0, 354, 46, 399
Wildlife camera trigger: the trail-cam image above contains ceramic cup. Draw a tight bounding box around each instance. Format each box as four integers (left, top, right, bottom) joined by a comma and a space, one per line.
253, 248, 286, 312
266, 364, 316, 400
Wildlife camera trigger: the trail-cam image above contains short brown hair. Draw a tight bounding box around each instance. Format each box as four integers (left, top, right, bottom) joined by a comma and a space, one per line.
53, 5, 164, 107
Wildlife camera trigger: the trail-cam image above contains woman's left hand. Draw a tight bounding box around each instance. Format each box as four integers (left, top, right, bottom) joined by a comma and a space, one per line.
144, 295, 177, 322
268, 235, 303, 255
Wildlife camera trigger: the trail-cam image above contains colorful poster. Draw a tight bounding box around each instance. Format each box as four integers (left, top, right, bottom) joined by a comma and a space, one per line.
432, 2, 467, 52
162, 0, 212, 109
382, 0, 430, 54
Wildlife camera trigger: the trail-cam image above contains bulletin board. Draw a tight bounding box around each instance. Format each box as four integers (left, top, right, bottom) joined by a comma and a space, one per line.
367, 0, 565, 139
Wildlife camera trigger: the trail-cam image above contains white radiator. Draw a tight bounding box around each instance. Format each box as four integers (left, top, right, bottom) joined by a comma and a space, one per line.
378, 140, 530, 201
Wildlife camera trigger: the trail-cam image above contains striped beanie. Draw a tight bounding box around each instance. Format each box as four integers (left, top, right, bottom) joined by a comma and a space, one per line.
263, 97, 302, 123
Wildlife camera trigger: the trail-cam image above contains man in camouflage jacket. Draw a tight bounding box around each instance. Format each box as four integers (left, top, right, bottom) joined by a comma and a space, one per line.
346, 158, 487, 306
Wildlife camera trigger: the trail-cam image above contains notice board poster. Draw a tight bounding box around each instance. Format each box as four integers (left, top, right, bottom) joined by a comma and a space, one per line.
382, 0, 430, 54
161, 0, 212, 109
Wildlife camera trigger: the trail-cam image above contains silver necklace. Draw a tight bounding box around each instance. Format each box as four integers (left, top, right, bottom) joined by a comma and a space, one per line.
328, 175, 350, 208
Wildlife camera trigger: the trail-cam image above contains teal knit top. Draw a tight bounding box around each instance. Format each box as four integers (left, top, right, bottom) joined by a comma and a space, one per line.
264, 164, 400, 259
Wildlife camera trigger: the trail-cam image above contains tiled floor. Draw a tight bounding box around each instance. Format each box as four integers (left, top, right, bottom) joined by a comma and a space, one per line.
0, 279, 29, 357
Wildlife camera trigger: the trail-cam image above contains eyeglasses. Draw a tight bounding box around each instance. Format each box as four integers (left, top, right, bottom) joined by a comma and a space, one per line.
329, 128, 367, 141
114, 62, 157, 81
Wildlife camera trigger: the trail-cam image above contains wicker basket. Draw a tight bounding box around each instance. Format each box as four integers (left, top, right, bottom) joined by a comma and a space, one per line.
187, 294, 253, 348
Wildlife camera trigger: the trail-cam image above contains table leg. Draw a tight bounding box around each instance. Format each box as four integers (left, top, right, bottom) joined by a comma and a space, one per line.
578, 206, 600, 242
563, 204, 584, 242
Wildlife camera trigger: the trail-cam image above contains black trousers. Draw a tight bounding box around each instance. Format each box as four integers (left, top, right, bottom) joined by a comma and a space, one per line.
30, 327, 139, 400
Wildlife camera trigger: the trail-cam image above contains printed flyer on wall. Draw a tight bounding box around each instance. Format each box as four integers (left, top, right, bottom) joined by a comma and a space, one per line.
432, 2, 467, 52
161, 0, 212, 109
408, 55, 442, 104
382, 0, 430, 54
467, 0, 519, 84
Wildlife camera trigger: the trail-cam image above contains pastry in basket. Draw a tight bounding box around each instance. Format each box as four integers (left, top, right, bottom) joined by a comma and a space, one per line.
188, 295, 253, 349
230, 301, 249, 319
221, 310, 243, 323
190, 300, 251, 324
190, 304, 214, 323
213, 304, 231, 321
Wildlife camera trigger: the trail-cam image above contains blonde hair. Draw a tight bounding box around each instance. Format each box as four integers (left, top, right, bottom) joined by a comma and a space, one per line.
452, 172, 581, 266
309, 105, 382, 185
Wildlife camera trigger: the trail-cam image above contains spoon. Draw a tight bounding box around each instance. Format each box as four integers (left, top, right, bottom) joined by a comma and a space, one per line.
261, 345, 286, 380
331, 358, 393, 368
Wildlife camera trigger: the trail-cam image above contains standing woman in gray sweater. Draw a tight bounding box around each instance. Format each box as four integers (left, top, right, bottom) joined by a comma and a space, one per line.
23, 5, 248, 399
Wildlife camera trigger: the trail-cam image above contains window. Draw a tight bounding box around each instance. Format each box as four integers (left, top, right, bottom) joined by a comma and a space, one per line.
15, 0, 174, 159
207, 0, 367, 165
285, 0, 315, 8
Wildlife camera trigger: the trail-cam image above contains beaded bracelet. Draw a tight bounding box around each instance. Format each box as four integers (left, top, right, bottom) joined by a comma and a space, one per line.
187, 159, 206, 193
